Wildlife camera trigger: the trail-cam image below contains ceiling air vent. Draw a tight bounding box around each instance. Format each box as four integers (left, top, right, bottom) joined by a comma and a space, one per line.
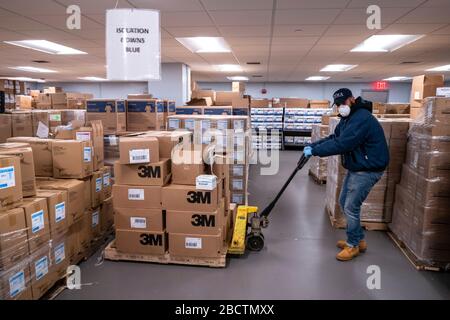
247, 62, 261, 65
252, 75, 263, 78
32, 60, 50, 63
400, 61, 420, 64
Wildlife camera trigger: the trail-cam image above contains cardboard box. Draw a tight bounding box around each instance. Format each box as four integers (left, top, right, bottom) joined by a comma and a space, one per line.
101, 166, 112, 199
162, 181, 223, 212
51, 233, 69, 281
75, 120, 104, 171
88, 207, 101, 240
280, 98, 309, 108
372, 102, 387, 114
15, 95, 32, 109
203, 106, 232, 115
385, 103, 410, 114
0, 263, 33, 300
21, 197, 50, 253
171, 148, 206, 185
232, 98, 250, 116
175, 106, 203, 115
36, 93, 52, 109
126, 99, 164, 131
52, 140, 93, 179
7, 137, 53, 177
0, 114, 12, 143
116, 230, 167, 255
138, 131, 191, 158
119, 137, 160, 165
100, 197, 114, 233
0, 208, 29, 270
0, 155, 23, 209
81, 178, 91, 211
232, 82, 245, 93
168, 232, 223, 258
66, 98, 86, 110
86, 99, 126, 134
36, 190, 68, 236
31, 110, 62, 137
424, 97, 450, 125
36, 178, 85, 225
127, 94, 153, 99
90, 171, 104, 208
162, 99, 176, 124
11, 111, 33, 137
166, 199, 225, 235
215, 91, 241, 106
61, 110, 86, 125
309, 100, 330, 109
191, 90, 216, 102
112, 185, 162, 209
0, 143, 36, 197
115, 207, 164, 232
30, 244, 57, 299
114, 158, 171, 186
410, 74, 445, 108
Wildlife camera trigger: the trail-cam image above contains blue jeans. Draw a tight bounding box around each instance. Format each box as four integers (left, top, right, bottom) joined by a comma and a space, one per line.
339, 171, 384, 247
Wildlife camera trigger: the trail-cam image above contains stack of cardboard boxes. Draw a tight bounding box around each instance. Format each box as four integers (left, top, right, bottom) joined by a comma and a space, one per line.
325, 116, 410, 226
1, 79, 25, 111
390, 97, 450, 263
308, 124, 329, 182
409, 75, 444, 119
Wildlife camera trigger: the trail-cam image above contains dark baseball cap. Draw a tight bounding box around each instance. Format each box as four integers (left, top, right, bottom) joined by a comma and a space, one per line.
333, 88, 353, 106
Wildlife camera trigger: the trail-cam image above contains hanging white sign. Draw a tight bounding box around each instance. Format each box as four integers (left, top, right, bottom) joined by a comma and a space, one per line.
106, 9, 161, 81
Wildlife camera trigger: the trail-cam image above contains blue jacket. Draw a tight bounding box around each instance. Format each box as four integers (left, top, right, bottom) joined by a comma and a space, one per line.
310, 97, 389, 172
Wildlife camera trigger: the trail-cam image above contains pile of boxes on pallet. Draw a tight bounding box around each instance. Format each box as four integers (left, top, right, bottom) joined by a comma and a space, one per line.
308, 123, 329, 182
167, 113, 250, 206
251, 107, 283, 150
0, 79, 25, 111
0, 120, 113, 300
325, 114, 410, 226
409, 75, 444, 119
390, 97, 450, 264
283, 108, 329, 147
113, 132, 234, 259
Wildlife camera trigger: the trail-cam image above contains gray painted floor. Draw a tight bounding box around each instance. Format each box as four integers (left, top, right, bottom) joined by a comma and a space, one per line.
58, 151, 450, 300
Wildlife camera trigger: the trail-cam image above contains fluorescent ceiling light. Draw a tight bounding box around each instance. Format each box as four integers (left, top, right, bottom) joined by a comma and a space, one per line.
351, 35, 424, 52
1, 76, 45, 83
227, 76, 249, 81
78, 77, 107, 81
176, 37, 231, 53
320, 64, 357, 72
9, 66, 57, 73
383, 76, 412, 81
4, 40, 87, 55
215, 64, 242, 72
426, 64, 450, 72
305, 76, 330, 81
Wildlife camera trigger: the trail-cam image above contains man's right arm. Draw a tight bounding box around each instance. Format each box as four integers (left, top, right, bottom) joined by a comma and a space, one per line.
308, 122, 341, 148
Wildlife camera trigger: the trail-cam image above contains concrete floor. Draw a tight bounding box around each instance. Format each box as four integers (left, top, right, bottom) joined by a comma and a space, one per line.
58, 151, 450, 300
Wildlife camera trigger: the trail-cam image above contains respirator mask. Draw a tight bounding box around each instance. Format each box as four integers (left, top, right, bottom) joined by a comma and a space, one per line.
338, 105, 351, 117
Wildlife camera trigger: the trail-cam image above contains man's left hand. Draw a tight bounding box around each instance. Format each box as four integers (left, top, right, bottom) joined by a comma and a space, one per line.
304, 146, 313, 158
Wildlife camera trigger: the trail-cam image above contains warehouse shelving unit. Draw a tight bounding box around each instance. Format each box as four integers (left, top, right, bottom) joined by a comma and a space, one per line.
250, 107, 284, 150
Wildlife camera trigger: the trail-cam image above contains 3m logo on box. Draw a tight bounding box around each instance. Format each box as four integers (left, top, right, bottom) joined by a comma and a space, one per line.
137, 165, 161, 178
139, 233, 163, 246
186, 191, 211, 204
191, 214, 215, 227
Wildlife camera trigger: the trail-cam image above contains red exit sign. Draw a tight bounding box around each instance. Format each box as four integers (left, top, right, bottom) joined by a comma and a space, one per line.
372, 81, 389, 90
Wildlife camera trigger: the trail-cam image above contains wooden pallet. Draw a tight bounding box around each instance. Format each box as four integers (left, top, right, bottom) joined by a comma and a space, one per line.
308, 170, 326, 185
326, 207, 388, 231
387, 232, 450, 272
104, 240, 227, 268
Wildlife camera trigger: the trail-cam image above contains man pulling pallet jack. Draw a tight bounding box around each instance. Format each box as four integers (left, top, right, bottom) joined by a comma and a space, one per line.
231, 88, 389, 262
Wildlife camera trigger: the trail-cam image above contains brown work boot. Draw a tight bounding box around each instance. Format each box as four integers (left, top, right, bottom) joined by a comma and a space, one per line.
336, 240, 367, 252
336, 246, 360, 261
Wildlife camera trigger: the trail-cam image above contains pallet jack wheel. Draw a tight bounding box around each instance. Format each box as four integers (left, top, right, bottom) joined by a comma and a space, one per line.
246, 233, 265, 251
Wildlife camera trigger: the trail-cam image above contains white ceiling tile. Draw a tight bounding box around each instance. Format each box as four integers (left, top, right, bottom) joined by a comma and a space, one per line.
209, 10, 272, 26
348, 0, 425, 8
277, 0, 349, 9
226, 37, 270, 46
324, 24, 378, 36
412, 0, 450, 7
0, 16, 53, 30
202, 0, 274, 10
55, 0, 134, 14
0, 0, 67, 15
271, 36, 320, 46
334, 7, 412, 24
432, 25, 450, 34
129, 0, 203, 11
397, 7, 450, 23
161, 11, 214, 27
380, 23, 446, 34
219, 26, 270, 37
275, 9, 341, 25
164, 26, 220, 37
273, 25, 329, 37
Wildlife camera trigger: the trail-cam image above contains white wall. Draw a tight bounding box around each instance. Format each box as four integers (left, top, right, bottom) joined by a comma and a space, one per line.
198, 81, 414, 103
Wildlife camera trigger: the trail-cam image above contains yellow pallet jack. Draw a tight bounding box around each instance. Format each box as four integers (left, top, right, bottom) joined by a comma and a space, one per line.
229, 154, 309, 254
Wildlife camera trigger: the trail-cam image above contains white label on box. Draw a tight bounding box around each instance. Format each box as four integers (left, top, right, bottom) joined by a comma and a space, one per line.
76, 131, 91, 141
129, 149, 150, 164
83, 147, 92, 162
92, 210, 99, 227
130, 217, 147, 229
36, 121, 49, 138
54, 242, 65, 264
414, 91, 421, 100
95, 177, 103, 192
49, 114, 61, 122
108, 136, 118, 146
232, 179, 244, 191
185, 237, 202, 249
35, 256, 49, 281
232, 165, 244, 176
31, 210, 45, 233
9, 270, 25, 298
103, 173, 111, 187
0, 166, 15, 189
168, 119, 180, 129
55, 202, 66, 223
184, 119, 195, 130
128, 188, 144, 200
436, 87, 450, 97
196, 175, 217, 191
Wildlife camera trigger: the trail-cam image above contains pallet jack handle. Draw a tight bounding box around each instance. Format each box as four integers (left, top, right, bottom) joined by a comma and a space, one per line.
259, 153, 310, 218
